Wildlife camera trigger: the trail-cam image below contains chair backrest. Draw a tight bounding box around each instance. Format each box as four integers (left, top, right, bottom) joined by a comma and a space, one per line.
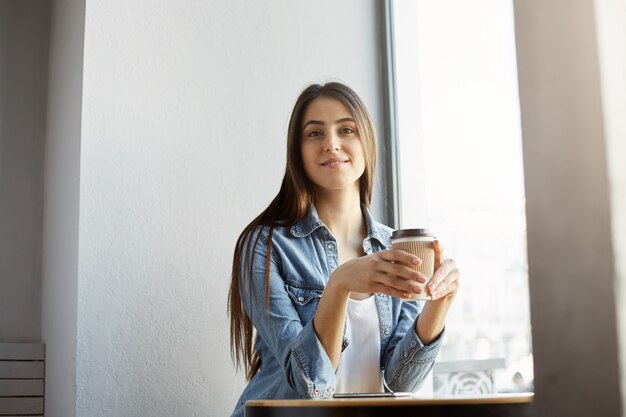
0, 343, 45, 416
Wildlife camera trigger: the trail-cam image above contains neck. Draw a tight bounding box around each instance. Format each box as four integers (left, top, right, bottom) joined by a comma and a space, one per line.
314, 184, 365, 242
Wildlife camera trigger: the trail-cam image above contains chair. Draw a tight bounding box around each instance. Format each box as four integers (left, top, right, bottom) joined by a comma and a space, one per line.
0, 343, 45, 416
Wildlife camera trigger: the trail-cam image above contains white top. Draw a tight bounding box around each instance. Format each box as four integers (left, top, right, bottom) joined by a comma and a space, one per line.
334, 295, 384, 393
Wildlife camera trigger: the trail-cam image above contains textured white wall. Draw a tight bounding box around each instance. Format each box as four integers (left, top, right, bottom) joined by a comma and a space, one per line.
78, 1, 383, 416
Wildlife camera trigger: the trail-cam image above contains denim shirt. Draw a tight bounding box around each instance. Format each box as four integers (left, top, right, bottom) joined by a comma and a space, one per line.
230, 205, 444, 417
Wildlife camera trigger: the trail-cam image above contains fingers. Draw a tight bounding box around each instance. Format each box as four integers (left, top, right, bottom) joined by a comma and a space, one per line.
378, 249, 422, 268
341, 247, 459, 301
383, 261, 428, 283
380, 274, 426, 295
377, 250, 427, 279
428, 258, 454, 288
371, 280, 427, 299
427, 258, 460, 300
371, 283, 411, 299
334, 251, 431, 297
434, 240, 444, 270
430, 279, 459, 301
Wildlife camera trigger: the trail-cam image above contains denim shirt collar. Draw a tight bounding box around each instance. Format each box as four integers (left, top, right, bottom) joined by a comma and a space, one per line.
290, 204, 391, 248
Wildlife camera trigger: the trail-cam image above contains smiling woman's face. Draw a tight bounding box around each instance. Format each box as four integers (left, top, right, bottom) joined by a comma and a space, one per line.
300, 97, 366, 193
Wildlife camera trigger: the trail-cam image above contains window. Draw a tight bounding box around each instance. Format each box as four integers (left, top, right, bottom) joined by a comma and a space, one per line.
384, 0, 533, 394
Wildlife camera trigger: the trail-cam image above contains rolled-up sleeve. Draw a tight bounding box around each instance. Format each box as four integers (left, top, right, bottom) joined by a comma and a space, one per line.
240, 229, 336, 398
382, 300, 444, 392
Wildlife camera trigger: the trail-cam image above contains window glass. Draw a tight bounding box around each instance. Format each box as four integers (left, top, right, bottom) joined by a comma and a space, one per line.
390, 0, 533, 394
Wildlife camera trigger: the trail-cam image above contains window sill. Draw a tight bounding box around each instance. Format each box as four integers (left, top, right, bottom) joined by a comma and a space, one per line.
246, 393, 534, 417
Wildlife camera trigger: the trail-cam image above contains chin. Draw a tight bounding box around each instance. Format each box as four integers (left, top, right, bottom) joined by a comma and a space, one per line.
314, 180, 361, 192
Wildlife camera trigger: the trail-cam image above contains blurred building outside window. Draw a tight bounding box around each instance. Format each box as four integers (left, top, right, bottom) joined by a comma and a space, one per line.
389, 0, 533, 394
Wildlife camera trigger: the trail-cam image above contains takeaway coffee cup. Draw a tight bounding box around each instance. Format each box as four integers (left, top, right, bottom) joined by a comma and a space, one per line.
391, 229, 435, 301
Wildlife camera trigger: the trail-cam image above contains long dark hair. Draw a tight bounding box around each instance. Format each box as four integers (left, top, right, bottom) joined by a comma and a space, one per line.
228, 82, 378, 379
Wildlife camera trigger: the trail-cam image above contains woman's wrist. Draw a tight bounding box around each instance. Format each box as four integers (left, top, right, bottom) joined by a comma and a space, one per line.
326, 272, 351, 299
416, 296, 452, 344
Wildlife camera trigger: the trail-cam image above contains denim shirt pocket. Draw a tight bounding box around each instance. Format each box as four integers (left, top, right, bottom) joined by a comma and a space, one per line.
284, 282, 324, 324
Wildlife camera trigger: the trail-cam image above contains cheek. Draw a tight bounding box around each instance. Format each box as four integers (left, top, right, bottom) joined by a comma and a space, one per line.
300, 145, 317, 176
354, 144, 367, 167
300, 145, 312, 165
301, 140, 313, 157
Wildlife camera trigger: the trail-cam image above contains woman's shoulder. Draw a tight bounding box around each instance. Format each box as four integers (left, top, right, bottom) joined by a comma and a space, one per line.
243, 223, 295, 247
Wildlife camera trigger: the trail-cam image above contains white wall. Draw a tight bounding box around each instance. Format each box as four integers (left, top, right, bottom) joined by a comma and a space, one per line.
0, 0, 48, 342
77, 1, 384, 415
41, 0, 85, 416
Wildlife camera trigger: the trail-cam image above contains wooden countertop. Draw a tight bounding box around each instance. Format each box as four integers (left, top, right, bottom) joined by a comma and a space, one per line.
246, 392, 534, 407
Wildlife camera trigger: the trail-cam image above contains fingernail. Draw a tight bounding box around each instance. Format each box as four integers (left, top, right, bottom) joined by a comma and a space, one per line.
412, 258, 421, 265
413, 286, 422, 293
403, 292, 411, 298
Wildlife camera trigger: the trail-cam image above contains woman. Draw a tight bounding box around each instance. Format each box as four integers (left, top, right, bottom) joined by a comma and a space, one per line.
228, 82, 459, 417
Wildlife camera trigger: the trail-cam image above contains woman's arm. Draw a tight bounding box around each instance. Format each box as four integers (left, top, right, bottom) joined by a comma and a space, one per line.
416, 296, 455, 344
416, 240, 460, 344
241, 230, 337, 398
314, 250, 428, 370
380, 240, 459, 392
381, 300, 443, 393
312, 280, 349, 370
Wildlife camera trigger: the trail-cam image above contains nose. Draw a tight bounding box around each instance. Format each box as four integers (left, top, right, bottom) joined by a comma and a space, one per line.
323, 131, 341, 152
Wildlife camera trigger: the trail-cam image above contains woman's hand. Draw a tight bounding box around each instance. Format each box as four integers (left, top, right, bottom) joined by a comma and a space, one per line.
317, 249, 426, 369
328, 249, 429, 299
426, 240, 460, 301
414, 240, 459, 344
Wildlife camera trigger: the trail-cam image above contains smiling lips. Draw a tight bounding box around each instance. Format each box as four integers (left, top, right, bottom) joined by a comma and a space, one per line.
321, 157, 350, 168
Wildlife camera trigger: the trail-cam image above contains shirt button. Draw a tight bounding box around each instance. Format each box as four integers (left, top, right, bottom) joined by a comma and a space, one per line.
327, 243, 335, 250
411, 341, 417, 347
314, 387, 320, 395
297, 296, 304, 302
384, 328, 390, 335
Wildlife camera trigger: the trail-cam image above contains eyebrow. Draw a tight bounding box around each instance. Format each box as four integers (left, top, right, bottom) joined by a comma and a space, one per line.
302, 117, 355, 128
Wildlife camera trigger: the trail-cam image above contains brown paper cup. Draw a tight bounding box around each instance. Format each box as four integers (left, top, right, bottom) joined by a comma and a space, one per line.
391, 230, 435, 301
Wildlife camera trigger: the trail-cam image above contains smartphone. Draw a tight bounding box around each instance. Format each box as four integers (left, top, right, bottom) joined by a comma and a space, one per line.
333, 392, 412, 398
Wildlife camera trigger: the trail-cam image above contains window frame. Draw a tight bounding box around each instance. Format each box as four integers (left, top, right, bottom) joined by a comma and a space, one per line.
378, 0, 535, 403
